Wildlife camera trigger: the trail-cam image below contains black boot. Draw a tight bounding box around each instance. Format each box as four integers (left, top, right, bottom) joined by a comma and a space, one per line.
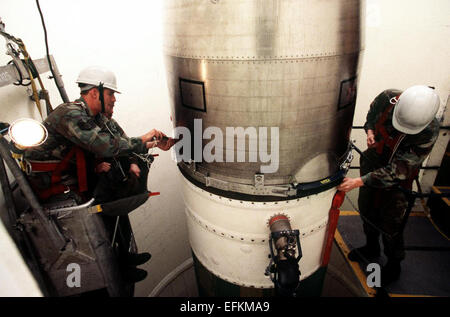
127, 252, 151, 266
125, 267, 148, 283
348, 234, 380, 262
381, 259, 401, 287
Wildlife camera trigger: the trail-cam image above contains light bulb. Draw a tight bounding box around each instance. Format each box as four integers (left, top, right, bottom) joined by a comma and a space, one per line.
8, 118, 48, 148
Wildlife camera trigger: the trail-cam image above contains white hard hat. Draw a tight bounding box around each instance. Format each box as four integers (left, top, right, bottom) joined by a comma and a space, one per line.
76, 66, 121, 93
392, 85, 440, 134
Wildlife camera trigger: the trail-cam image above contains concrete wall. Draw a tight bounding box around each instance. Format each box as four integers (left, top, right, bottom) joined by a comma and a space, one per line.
0, 0, 449, 296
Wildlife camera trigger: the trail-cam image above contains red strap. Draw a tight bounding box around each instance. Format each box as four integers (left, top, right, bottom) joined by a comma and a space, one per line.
75, 147, 87, 193
374, 95, 404, 155
321, 191, 346, 267
31, 146, 88, 200
374, 102, 394, 154
50, 147, 77, 184
29, 161, 60, 172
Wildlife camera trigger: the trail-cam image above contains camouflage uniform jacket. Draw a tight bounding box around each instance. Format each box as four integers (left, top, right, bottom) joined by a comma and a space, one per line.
101, 117, 145, 165
361, 89, 440, 188
25, 98, 147, 162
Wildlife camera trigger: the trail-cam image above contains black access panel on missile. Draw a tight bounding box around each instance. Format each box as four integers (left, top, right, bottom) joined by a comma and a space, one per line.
337, 76, 357, 110
179, 77, 207, 112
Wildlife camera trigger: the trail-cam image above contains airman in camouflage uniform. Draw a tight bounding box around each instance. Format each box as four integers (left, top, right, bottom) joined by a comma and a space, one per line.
25, 97, 152, 201
25, 74, 174, 201
24, 65, 175, 284
26, 98, 146, 161
338, 88, 440, 286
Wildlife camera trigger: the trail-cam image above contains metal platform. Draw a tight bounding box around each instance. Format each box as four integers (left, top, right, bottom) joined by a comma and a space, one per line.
334, 210, 450, 297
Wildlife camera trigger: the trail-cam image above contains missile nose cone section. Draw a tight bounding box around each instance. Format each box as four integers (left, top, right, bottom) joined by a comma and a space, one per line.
164, 0, 362, 295
164, 0, 361, 197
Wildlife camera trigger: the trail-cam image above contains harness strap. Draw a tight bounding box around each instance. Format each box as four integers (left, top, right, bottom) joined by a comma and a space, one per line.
29, 146, 88, 200
50, 146, 77, 184
28, 161, 59, 172
374, 94, 404, 156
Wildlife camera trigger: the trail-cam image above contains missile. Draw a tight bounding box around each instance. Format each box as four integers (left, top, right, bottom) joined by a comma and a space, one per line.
164, 0, 362, 296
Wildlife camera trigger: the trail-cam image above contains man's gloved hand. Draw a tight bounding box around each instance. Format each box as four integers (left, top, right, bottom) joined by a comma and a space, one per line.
156, 136, 176, 151
145, 134, 176, 151
337, 177, 364, 193
129, 163, 141, 177
95, 162, 111, 173
367, 129, 376, 148
141, 129, 163, 144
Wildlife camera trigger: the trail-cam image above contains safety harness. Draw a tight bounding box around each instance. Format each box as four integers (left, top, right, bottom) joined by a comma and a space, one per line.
374, 95, 405, 161
373, 94, 417, 190
29, 146, 88, 200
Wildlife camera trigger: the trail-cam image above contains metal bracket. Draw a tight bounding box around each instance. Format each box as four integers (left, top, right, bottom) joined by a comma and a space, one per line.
254, 173, 264, 187
47, 198, 95, 216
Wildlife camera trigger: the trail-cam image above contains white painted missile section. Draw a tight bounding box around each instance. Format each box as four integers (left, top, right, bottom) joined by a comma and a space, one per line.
182, 176, 336, 288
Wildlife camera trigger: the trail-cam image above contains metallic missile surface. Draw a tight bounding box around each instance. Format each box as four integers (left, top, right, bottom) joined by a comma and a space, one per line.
163, 0, 363, 295
165, 0, 362, 196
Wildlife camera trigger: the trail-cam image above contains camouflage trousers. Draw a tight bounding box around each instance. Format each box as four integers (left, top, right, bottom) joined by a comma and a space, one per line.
358, 149, 408, 261
93, 157, 149, 204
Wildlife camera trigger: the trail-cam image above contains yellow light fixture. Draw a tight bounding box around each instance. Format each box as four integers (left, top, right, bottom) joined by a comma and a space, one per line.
8, 118, 48, 148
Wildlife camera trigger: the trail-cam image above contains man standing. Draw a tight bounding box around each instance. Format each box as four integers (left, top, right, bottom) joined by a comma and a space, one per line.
338, 85, 440, 286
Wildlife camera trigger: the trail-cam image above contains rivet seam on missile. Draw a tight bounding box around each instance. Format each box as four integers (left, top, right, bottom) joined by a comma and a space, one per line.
167, 52, 358, 62
195, 251, 319, 289
186, 207, 327, 242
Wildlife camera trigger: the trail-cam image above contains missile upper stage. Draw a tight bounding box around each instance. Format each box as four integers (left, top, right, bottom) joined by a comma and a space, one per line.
164, 0, 362, 197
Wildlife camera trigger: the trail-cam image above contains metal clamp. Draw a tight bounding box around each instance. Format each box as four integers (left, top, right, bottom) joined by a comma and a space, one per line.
339, 146, 354, 172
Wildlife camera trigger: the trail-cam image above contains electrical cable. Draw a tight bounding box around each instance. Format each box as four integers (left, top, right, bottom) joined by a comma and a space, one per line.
35, 0, 63, 106
7, 60, 30, 86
